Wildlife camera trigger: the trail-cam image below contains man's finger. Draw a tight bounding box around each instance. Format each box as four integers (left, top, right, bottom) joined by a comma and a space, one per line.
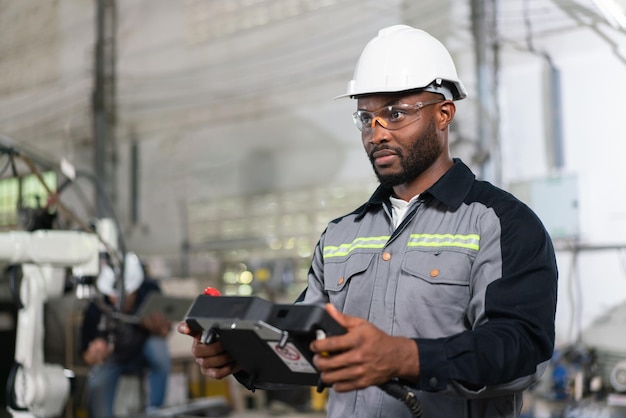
177, 321, 190, 335
325, 303, 363, 330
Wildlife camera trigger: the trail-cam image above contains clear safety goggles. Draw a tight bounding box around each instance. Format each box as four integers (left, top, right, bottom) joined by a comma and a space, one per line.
352, 99, 443, 133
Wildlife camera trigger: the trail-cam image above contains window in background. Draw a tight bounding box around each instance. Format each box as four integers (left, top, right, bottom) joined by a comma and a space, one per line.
0, 171, 57, 229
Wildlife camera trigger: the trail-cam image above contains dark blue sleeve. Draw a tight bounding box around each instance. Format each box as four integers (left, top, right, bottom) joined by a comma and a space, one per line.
81, 302, 104, 354
135, 279, 162, 304
416, 199, 558, 395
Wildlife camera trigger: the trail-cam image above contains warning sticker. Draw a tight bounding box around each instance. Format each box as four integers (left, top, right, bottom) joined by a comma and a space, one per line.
268, 341, 317, 374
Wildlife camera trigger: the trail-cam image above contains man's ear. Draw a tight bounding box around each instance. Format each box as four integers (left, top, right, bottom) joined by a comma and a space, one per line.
437, 100, 456, 130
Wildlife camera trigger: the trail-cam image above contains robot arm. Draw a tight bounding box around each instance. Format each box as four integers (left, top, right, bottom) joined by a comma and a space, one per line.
1, 229, 100, 418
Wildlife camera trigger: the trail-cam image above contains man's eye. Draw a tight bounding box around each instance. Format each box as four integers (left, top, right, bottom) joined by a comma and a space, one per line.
388, 108, 406, 122
360, 113, 373, 124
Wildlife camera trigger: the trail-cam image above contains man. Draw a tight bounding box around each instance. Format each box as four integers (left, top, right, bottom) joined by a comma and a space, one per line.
178, 25, 558, 417
82, 252, 172, 417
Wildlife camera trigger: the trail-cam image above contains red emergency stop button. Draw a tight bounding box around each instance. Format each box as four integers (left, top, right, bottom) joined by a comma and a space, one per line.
203, 287, 221, 296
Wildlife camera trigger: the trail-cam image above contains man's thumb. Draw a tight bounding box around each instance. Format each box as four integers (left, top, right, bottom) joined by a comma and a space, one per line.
325, 303, 356, 329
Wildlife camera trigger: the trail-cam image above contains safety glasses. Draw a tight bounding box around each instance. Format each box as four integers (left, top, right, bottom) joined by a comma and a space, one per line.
352, 99, 443, 133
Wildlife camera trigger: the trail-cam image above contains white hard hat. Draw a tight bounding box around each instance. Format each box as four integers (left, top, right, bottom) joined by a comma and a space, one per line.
97, 252, 145, 296
336, 25, 467, 101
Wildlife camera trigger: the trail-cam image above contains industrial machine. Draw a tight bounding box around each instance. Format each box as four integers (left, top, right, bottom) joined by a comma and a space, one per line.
0, 222, 122, 418
0, 141, 123, 418
525, 299, 626, 417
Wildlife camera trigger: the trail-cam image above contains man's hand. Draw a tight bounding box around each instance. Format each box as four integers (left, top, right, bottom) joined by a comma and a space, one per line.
83, 337, 112, 366
141, 312, 172, 337
177, 321, 241, 379
309, 303, 420, 392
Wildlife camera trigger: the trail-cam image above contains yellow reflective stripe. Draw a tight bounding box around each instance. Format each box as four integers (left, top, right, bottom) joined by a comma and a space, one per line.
323, 236, 390, 259
407, 234, 480, 251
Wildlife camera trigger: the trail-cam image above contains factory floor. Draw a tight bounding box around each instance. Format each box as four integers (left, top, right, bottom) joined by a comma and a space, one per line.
101, 372, 329, 418
173, 368, 329, 418
174, 391, 328, 418
231, 413, 326, 418
133, 395, 327, 418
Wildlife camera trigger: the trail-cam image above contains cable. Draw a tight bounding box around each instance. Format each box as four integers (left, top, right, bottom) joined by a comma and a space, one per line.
379, 381, 422, 418
57, 177, 97, 222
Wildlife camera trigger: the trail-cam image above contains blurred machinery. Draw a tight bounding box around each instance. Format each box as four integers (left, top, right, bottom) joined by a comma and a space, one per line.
526, 300, 626, 418
581, 301, 626, 406
0, 140, 231, 418
1, 229, 101, 417
0, 141, 124, 417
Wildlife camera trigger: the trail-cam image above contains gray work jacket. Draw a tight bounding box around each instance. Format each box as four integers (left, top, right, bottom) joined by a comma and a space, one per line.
301, 159, 558, 418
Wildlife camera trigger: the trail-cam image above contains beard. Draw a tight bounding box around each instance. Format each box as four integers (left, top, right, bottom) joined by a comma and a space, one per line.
368, 117, 442, 188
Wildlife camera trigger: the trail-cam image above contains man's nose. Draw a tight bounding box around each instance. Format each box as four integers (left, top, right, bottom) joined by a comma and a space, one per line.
368, 116, 390, 144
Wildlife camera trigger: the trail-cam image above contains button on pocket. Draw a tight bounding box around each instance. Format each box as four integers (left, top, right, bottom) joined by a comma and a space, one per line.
401, 249, 472, 308
323, 253, 375, 313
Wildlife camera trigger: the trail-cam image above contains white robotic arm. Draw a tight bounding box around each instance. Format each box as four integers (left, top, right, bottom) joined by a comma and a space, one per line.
1, 230, 100, 418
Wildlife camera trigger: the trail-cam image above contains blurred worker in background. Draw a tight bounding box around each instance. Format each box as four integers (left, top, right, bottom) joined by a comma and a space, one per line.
178, 25, 558, 418
82, 252, 172, 417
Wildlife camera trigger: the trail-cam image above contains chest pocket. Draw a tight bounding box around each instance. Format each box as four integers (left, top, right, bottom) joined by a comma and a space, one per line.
400, 249, 473, 310
323, 253, 376, 315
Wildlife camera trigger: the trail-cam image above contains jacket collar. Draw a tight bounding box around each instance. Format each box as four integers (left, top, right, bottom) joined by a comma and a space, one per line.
357, 159, 475, 219
425, 158, 475, 210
